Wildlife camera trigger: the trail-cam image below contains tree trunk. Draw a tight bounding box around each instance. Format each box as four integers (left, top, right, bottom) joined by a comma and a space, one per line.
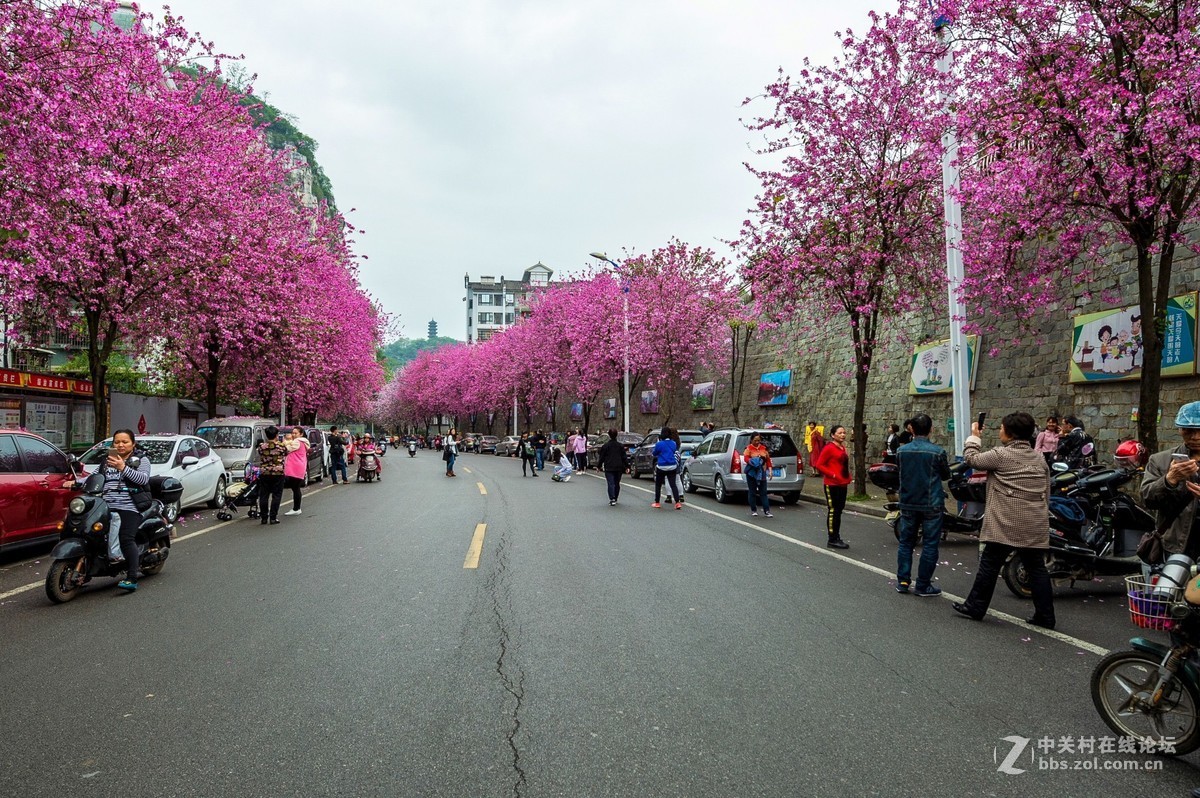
853, 369, 868, 495
84, 309, 117, 436
1137, 237, 1174, 453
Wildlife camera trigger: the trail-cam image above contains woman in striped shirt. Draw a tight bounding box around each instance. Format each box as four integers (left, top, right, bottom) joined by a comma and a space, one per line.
103, 429, 152, 591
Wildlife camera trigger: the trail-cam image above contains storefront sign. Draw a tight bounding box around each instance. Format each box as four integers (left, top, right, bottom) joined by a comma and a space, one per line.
26, 373, 71, 393
0, 369, 23, 388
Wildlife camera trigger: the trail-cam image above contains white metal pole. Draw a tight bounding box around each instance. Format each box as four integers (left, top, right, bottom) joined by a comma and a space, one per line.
623, 292, 631, 433
513, 392, 518, 435
936, 20, 971, 454
280, 386, 286, 426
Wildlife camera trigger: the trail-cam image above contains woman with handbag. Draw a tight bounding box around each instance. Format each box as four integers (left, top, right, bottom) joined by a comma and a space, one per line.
102, 429, 152, 592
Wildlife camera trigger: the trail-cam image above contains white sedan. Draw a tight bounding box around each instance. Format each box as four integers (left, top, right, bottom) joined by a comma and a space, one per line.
80, 433, 227, 522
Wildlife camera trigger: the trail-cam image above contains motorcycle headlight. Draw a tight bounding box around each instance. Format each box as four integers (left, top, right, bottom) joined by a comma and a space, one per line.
69, 498, 87, 515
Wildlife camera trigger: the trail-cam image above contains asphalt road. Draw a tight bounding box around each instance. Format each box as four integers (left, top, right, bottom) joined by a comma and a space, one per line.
1, 450, 1198, 797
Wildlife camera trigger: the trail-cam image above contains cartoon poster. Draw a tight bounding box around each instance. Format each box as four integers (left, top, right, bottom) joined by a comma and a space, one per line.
757, 369, 792, 407
1070, 293, 1197, 383
640, 390, 660, 414
603, 398, 617, 419
691, 381, 715, 411
908, 335, 980, 395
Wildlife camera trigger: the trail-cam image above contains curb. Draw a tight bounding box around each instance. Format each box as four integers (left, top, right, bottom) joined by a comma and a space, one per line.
796, 491, 889, 519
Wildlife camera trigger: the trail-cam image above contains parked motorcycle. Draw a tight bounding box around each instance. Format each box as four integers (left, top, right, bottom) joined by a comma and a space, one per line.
1091, 569, 1200, 755
408, 441, 417, 457
1002, 466, 1151, 598
357, 452, 380, 482
45, 470, 180, 603
867, 461, 986, 542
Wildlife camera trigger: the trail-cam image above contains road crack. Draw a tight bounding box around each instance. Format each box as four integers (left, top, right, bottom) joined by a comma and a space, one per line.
485, 526, 527, 797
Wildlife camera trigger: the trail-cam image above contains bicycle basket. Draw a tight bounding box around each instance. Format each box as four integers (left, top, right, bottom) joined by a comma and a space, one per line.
1126, 575, 1176, 631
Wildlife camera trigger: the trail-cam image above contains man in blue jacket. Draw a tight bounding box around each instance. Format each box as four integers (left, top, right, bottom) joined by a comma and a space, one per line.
895, 413, 951, 596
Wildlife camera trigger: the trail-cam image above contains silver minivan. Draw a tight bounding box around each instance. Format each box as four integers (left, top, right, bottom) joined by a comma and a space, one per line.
195, 417, 276, 480
681, 428, 805, 504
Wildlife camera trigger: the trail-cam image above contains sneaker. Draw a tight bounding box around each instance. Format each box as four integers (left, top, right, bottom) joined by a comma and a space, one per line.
763, 512, 774, 518
609, 500, 616, 506
117, 580, 138, 591
914, 584, 942, 598
827, 538, 850, 550
284, 509, 302, 516
652, 503, 661, 508
269, 518, 280, 525
751, 511, 758, 517
895, 581, 910, 594
674, 503, 682, 510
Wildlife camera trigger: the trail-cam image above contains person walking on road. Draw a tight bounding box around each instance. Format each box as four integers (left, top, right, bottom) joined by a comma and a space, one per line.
257, 426, 288, 526
742, 433, 773, 518
283, 427, 310, 515
571, 429, 589, 472
598, 428, 630, 506
952, 413, 1055, 629
894, 414, 951, 596
814, 424, 851, 549
519, 433, 538, 477
651, 426, 682, 509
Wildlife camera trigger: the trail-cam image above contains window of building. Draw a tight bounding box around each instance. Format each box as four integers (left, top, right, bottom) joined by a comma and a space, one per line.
479, 293, 493, 305
479, 312, 495, 325
504, 293, 514, 305
505, 313, 513, 325
493, 293, 503, 305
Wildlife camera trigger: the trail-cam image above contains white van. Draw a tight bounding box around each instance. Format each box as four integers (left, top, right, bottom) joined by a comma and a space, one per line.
195, 416, 276, 480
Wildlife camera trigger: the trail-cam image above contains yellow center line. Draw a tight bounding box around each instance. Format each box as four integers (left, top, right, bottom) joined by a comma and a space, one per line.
461, 467, 473, 475
477, 482, 487, 495
464, 523, 487, 569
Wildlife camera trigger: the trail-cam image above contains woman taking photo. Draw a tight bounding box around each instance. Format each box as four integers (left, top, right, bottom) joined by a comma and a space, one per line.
952, 412, 1055, 629
103, 429, 152, 591
813, 424, 851, 549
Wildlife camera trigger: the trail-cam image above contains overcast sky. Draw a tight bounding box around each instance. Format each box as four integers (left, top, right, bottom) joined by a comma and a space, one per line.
165, 0, 882, 341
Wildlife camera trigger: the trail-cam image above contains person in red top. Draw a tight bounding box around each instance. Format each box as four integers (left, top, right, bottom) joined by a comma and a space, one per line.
742, 434, 774, 518
814, 424, 852, 549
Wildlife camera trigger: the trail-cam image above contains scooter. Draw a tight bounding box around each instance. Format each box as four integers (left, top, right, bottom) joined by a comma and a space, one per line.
45, 470, 180, 603
1002, 466, 1151, 598
1091, 570, 1200, 755
868, 461, 986, 541
357, 452, 380, 482
407, 440, 417, 457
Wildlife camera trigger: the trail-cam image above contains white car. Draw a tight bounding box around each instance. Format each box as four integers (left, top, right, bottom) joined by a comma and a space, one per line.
80, 433, 227, 522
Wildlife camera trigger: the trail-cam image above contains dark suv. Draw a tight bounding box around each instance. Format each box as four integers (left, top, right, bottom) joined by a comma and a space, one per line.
628, 429, 706, 478
680, 428, 804, 504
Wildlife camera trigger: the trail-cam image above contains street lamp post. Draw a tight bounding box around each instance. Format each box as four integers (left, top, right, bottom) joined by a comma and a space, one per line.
590, 252, 631, 433
933, 13, 971, 454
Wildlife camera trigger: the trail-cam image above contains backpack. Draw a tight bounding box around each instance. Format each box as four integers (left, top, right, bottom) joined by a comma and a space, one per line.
329, 436, 344, 455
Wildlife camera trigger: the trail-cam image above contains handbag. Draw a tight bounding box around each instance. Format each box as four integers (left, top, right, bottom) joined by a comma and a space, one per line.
442, 447, 452, 463
1137, 501, 1189, 566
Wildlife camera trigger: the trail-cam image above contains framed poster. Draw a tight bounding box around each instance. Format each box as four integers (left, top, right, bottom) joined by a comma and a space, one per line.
691, 381, 715, 411
640, 390, 660, 414
757, 369, 792, 407
28, 401, 68, 447
569, 402, 584, 421
0, 398, 20, 429
71, 403, 95, 447
1070, 293, 1197, 383
908, 335, 980, 395
603, 398, 617, 419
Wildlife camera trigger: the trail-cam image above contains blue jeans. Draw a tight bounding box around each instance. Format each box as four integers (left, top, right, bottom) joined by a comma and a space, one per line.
896, 508, 943, 589
446, 453, 456, 474
331, 455, 348, 483
605, 470, 622, 501
535, 448, 545, 470
746, 475, 770, 512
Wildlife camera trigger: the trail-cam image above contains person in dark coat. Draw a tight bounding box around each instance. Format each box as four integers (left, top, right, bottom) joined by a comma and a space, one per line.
597, 428, 631, 506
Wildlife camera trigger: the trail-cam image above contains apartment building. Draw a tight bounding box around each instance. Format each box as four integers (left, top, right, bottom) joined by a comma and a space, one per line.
463, 263, 553, 343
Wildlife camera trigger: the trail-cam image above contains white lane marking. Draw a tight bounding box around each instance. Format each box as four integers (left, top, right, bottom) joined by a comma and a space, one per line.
0, 483, 335, 606
589, 473, 1109, 656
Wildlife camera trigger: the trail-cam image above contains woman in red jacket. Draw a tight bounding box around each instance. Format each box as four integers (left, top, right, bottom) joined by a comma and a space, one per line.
814, 424, 851, 549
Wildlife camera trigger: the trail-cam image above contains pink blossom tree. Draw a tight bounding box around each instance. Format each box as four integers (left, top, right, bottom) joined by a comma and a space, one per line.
740, 9, 945, 491
943, 0, 1200, 450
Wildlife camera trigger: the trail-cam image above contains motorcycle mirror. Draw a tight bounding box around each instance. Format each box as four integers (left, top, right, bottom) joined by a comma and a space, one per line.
127, 456, 141, 469
1081, 443, 1095, 456
1051, 462, 1070, 472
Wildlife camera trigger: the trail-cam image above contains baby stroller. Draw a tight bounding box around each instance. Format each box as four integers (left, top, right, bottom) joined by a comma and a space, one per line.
551, 454, 574, 483
357, 452, 380, 482
216, 465, 261, 521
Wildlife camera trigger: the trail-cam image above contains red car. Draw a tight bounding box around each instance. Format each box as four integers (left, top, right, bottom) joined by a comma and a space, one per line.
0, 430, 80, 552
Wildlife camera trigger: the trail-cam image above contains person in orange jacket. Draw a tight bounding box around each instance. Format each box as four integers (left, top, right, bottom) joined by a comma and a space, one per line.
742, 434, 774, 518
813, 424, 851, 549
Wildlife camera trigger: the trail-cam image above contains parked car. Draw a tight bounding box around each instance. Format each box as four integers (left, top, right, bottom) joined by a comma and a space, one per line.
196, 418, 325, 483
0, 429, 81, 552
80, 433, 227, 523
478, 435, 500, 454
494, 436, 521, 457
586, 432, 643, 469
681, 428, 805, 504
461, 434, 479, 453
627, 429, 706, 478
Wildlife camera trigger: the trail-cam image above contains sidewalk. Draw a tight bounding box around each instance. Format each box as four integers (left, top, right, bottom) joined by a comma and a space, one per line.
795, 473, 890, 518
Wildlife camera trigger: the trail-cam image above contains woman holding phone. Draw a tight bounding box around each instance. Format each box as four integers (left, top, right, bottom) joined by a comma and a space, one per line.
102, 429, 152, 591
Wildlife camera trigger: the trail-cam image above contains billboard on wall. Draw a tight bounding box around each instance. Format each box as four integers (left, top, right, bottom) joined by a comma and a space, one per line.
909, 335, 980, 395
1069, 293, 1198, 383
